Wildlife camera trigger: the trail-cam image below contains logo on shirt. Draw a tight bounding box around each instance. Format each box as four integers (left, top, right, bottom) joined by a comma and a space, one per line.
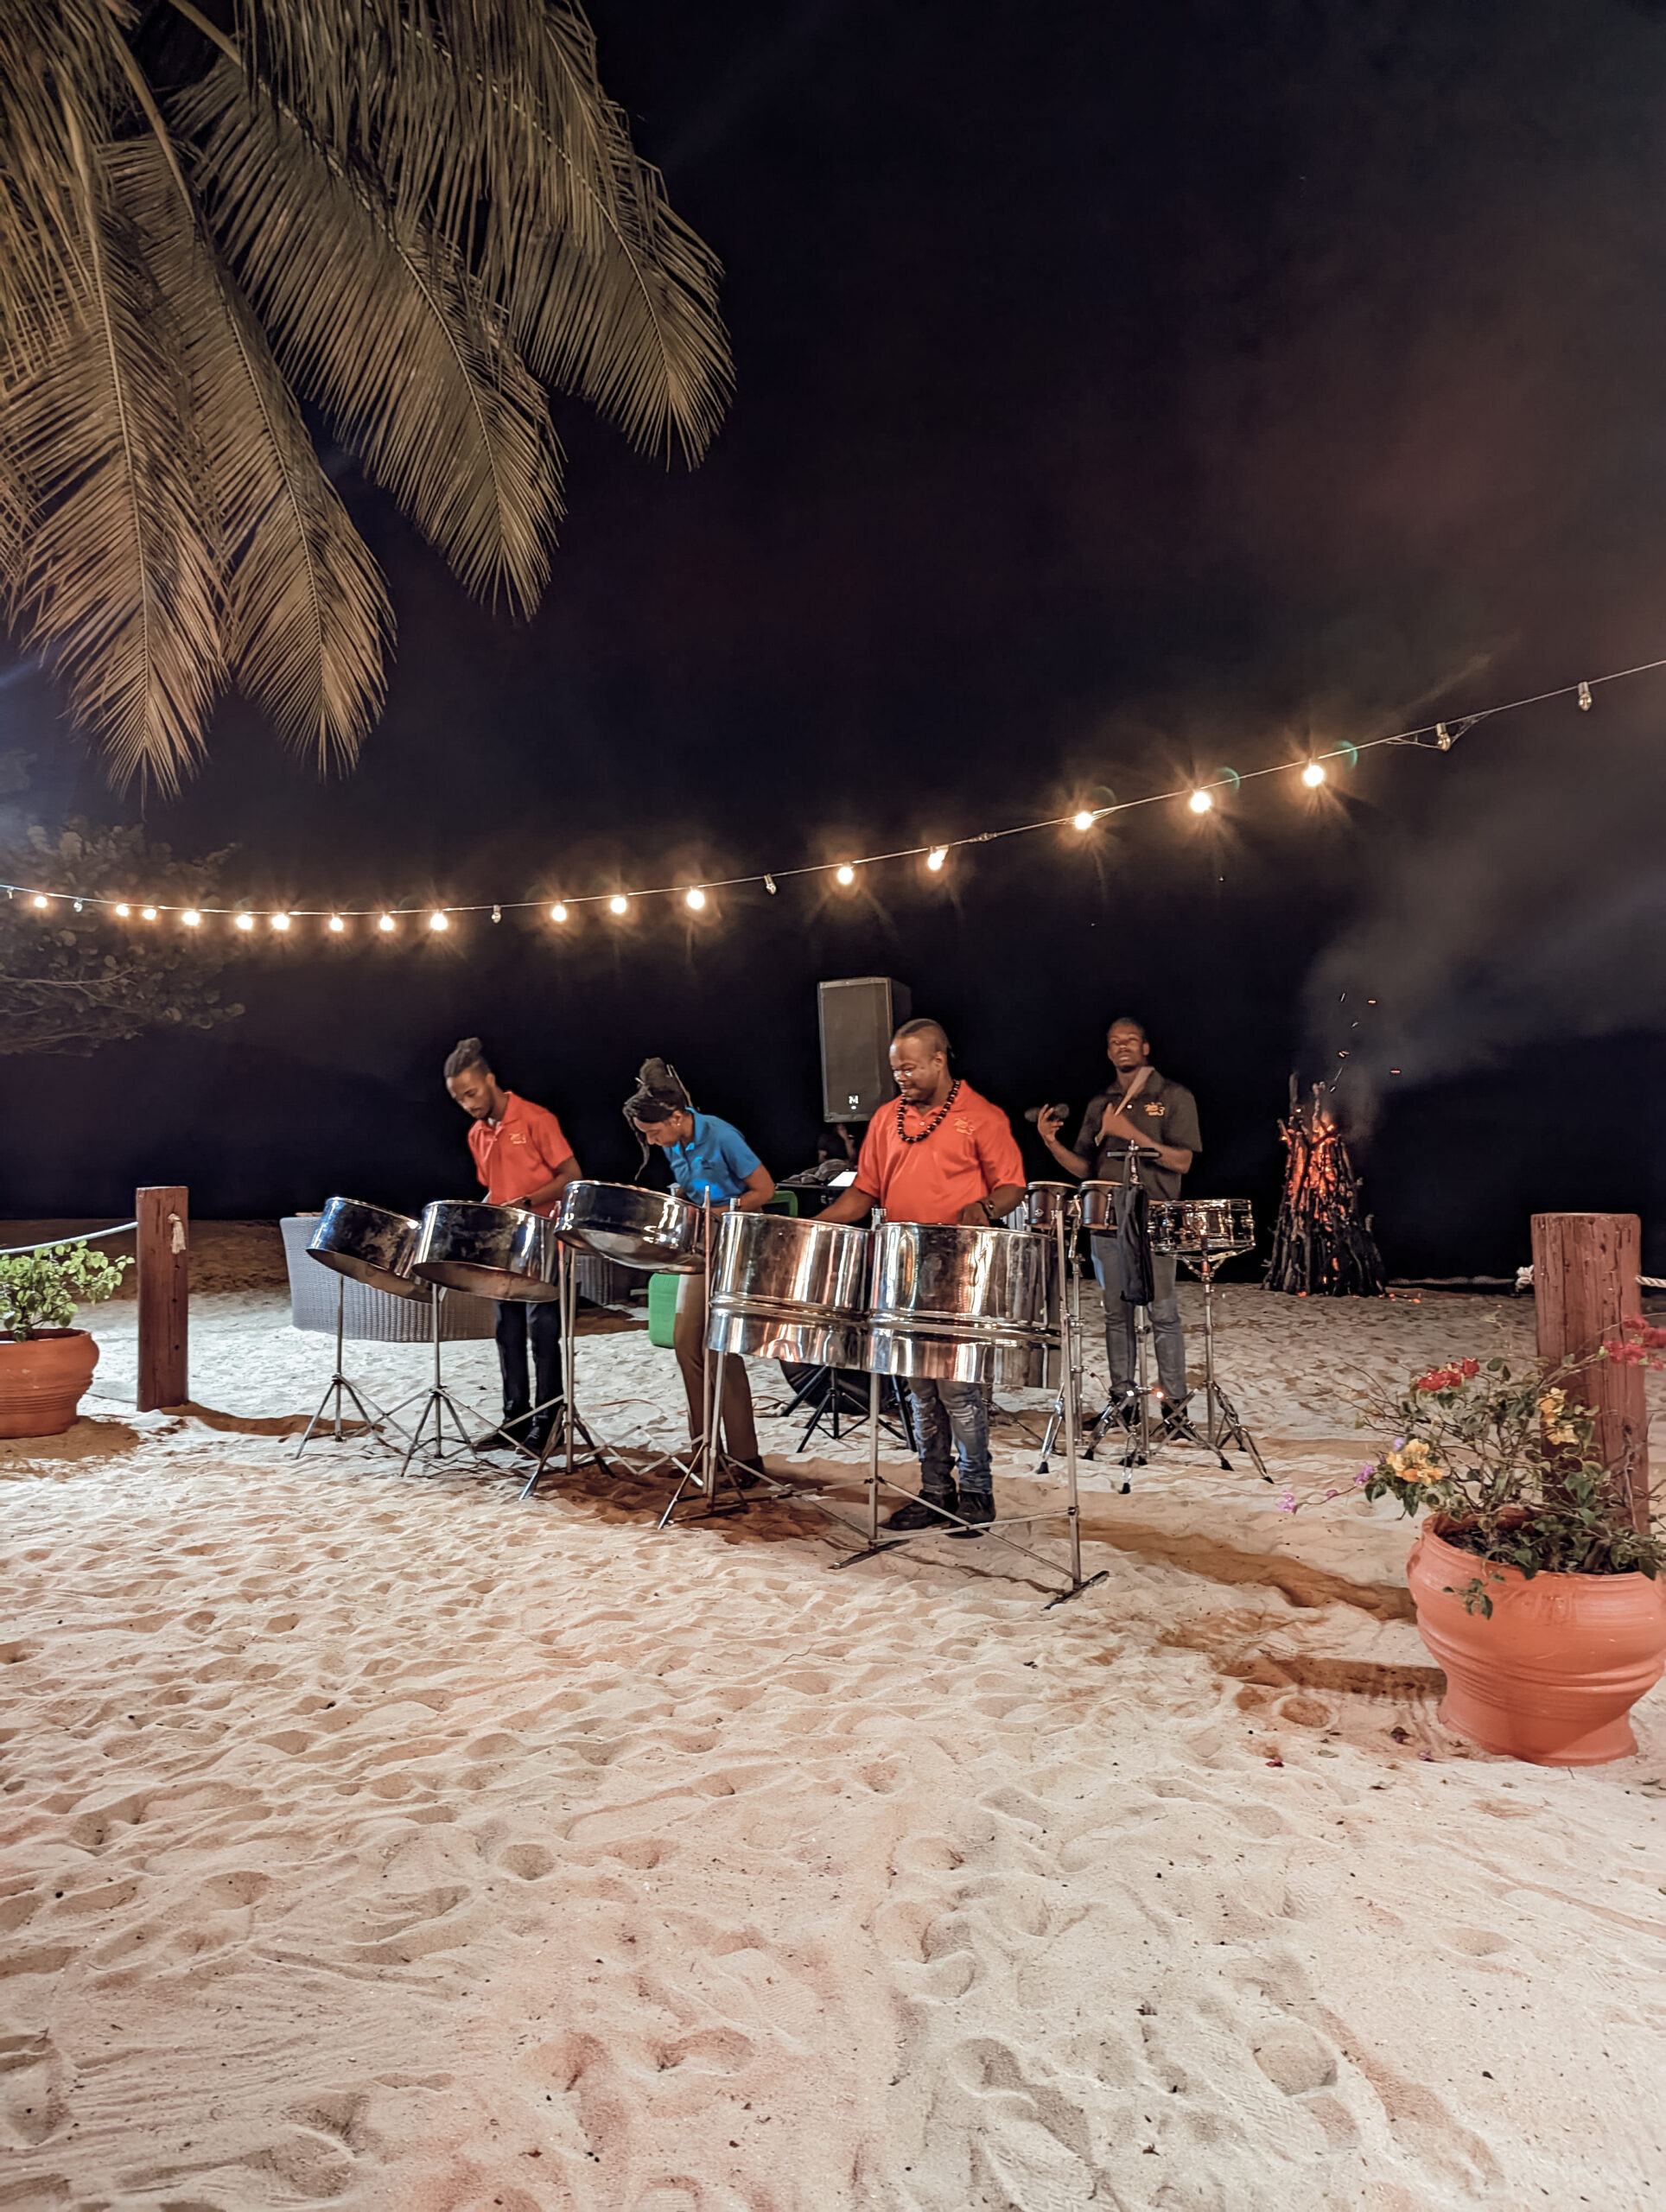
1143, 1102, 1164, 1116
510, 1132, 526, 1143
953, 1117, 974, 1135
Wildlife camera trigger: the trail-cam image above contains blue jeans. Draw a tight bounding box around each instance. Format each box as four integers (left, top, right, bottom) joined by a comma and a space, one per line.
1090, 1235, 1187, 1409
906, 1377, 991, 1498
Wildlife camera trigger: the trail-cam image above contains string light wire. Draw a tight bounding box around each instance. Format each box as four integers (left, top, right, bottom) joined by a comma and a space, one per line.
5, 654, 1660, 927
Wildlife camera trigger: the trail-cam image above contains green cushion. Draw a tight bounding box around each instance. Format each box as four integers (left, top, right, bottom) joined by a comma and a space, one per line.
647, 1270, 679, 1349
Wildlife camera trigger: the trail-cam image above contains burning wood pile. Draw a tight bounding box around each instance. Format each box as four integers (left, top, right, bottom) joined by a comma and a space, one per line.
1265, 1077, 1385, 1296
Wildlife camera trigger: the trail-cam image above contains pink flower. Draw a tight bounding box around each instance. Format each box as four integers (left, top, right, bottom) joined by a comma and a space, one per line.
1276, 1491, 1298, 1514
1353, 1468, 1371, 1486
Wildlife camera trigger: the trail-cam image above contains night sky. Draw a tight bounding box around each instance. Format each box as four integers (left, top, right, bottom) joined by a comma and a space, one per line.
3, 0, 1663, 1274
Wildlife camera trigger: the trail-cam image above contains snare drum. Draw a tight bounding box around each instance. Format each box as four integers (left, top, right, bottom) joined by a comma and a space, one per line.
411, 1199, 563, 1301
308, 1197, 429, 1300
1148, 1197, 1256, 1255
556, 1180, 703, 1272
865, 1220, 1049, 1388
706, 1211, 871, 1367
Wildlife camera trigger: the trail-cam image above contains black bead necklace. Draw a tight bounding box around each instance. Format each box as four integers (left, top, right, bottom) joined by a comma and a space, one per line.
896, 1077, 961, 1145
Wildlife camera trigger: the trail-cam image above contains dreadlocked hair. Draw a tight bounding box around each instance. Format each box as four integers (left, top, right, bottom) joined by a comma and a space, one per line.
443, 1036, 489, 1080
623, 1057, 692, 1177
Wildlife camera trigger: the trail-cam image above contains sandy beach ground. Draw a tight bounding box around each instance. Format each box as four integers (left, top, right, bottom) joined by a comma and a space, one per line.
2, 1224, 1662, 2210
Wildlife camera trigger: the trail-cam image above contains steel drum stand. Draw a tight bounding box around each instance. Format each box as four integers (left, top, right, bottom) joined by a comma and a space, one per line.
295, 1274, 410, 1459
1180, 1246, 1269, 1479
398, 1287, 486, 1474
520, 1242, 609, 1501
658, 1198, 760, 1528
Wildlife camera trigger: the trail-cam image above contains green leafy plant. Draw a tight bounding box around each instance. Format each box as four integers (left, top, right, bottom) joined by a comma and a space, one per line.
0, 1240, 130, 1339
1351, 1331, 1666, 1615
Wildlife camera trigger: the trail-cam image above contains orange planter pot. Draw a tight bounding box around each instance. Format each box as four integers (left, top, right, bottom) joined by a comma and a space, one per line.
0, 1327, 99, 1439
1408, 1520, 1666, 1765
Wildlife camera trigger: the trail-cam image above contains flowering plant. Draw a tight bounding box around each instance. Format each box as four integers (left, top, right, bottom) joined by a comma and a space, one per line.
1353, 1323, 1665, 1616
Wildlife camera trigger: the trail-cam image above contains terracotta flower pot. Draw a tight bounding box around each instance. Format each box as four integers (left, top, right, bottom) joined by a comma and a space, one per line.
0, 1327, 100, 1440
1408, 1519, 1666, 1765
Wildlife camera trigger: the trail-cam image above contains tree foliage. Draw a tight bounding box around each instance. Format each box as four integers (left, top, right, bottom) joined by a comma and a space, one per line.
0, 0, 731, 791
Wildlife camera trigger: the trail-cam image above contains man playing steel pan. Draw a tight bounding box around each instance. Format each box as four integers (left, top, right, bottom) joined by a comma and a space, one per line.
443, 1037, 582, 1454
819, 1018, 1026, 1535
625, 1058, 775, 1484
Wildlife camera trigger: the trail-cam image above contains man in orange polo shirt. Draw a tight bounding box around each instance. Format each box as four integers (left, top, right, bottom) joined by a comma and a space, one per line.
820, 1017, 1025, 1535
443, 1037, 582, 1453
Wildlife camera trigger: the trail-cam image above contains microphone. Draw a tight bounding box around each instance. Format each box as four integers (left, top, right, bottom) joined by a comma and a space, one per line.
1023, 1102, 1070, 1127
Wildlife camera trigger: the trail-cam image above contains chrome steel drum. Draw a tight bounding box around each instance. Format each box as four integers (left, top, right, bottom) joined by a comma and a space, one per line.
1024, 1182, 1081, 1231
865, 1221, 1049, 1387
556, 1179, 703, 1272
1148, 1197, 1256, 1255
706, 1211, 871, 1367
410, 1199, 563, 1301
308, 1197, 428, 1300
1079, 1179, 1121, 1232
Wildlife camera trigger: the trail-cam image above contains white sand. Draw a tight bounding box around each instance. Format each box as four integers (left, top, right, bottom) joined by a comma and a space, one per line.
2, 1227, 1663, 2209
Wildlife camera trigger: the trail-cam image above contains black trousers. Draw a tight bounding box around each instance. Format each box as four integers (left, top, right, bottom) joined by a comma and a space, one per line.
494, 1298, 563, 1425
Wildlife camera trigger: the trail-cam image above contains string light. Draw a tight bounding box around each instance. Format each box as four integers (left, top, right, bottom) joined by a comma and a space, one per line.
1071, 810, 1095, 832
684, 887, 707, 910
235, 912, 255, 931
181, 909, 201, 927
141, 906, 157, 921
1579, 681, 1593, 711
114, 903, 130, 918
836, 863, 856, 886
328, 914, 346, 933
926, 847, 947, 872
550, 902, 568, 924
378, 913, 396, 933
764, 874, 778, 895
1300, 761, 1326, 788
609, 893, 629, 916
428, 911, 448, 931
270, 912, 291, 931
491, 904, 501, 924
31, 893, 47, 909
1188, 790, 1213, 814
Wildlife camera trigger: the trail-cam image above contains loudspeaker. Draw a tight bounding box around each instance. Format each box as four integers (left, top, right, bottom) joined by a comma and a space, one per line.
818, 977, 912, 1122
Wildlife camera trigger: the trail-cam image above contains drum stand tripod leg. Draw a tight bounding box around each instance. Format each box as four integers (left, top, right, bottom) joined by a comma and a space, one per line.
1194, 1260, 1270, 1481
296, 1277, 402, 1459
521, 1250, 607, 1500
822, 1367, 912, 1566
398, 1290, 480, 1476
658, 1204, 750, 1529
1046, 1212, 1107, 1607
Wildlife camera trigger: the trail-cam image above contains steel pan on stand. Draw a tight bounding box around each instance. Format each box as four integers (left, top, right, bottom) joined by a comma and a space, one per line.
707, 1211, 872, 1368
411, 1199, 563, 1301
296, 1198, 429, 1458
555, 1181, 703, 1272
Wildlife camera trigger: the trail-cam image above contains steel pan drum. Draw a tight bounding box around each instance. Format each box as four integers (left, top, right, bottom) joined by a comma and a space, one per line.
866, 1221, 1049, 1387
556, 1180, 703, 1272
1148, 1197, 1256, 1255
410, 1199, 563, 1301
1024, 1182, 1081, 1231
706, 1211, 872, 1367
308, 1197, 428, 1300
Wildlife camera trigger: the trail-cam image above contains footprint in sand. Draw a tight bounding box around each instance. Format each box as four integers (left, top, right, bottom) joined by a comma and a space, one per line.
0, 2030, 71, 2146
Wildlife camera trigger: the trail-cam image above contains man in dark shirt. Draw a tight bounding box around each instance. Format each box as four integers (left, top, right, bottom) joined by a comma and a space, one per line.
1038, 1016, 1202, 1426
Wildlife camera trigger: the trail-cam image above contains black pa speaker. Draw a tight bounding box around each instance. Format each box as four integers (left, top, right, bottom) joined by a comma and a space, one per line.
817, 976, 912, 1122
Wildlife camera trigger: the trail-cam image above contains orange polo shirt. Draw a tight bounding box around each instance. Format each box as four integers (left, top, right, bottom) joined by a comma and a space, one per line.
853, 1082, 1025, 1226
467, 1092, 574, 1217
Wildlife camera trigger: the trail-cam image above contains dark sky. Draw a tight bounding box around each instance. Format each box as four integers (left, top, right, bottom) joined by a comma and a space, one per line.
3, 0, 1664, 1274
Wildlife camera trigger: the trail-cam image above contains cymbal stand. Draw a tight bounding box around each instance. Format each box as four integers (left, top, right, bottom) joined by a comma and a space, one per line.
399, 1287, 486, 1475
294, 1272, 410, 1459
1180, 1246, 1270, 1480
658, 1197, 756, 1527
521, 1243, 609, 1501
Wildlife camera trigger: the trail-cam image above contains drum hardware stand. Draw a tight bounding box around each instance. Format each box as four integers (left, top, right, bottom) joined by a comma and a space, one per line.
521, 1243, 610, 1501
658, 1198, 760, 1528
1180, 1246, 1269, 1480
787, 1366, 914, 1454
399, 1287, 491, 1474
294, 1274, 411, 1459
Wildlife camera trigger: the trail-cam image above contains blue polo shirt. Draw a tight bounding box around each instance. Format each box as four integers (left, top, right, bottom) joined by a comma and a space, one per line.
667, 1111, 762, 1205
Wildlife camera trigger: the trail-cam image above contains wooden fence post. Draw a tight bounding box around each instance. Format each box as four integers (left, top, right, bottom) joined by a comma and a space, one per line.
1531, 1211, 1648, 1535
137, 1185, 188, 1411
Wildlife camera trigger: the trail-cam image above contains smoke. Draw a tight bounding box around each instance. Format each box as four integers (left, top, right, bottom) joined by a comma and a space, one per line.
1304, 693, 1666, 1137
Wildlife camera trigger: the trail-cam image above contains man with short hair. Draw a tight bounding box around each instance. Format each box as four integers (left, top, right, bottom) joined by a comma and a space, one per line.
820, 1018, 1026, 1535
443, 1037, 582, 1452
1038, 1017, 1200, 1426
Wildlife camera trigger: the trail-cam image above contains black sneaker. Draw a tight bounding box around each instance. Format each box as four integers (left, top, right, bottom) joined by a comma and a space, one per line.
947, 1493, 995, 1539
885, 1491, 957, 1531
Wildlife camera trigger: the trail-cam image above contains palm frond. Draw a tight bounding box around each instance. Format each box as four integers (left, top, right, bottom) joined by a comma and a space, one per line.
179, 58, 563, 615
119, 132, 390, 771
226, 0, 733, 463
1, 134, 224, 791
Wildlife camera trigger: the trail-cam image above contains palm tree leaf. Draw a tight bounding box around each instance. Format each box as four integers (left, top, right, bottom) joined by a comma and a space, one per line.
118, 132, 390, 771
224, 0, 733, 462
1, 135, 224, 791
177, 58, 563, 614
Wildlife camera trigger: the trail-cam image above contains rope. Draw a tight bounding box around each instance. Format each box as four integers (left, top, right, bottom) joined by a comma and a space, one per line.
0, 1219, 139, 1258
1514, 1265, 1666, 1292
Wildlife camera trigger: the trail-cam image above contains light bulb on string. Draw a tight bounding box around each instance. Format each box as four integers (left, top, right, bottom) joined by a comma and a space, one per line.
31, 893, 48, 909
428, 911, 448, 931
764, 874, 778, 895
378, 913, 396, 934
1187, 790, 1213, 815
835, 863, 856, 887
550, 902, 568, 924
1071, 810, 1095, 832
1301, 761, 1326, 788
72, 900, 82, 913
270, 912, 291, 932
1579, 681, 1593, 711
491, 905, 501, 925
115, 903, 130, 918
181, 909, 201, 928
609, 894, 629, 916
142, 906, 158, 921
684, 887, 707, 911
328, 914, 345, 934
926, 846, 947, 872
235, 912, 255, 931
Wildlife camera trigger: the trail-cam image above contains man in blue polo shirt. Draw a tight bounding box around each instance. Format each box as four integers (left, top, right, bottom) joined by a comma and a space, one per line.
626, 1061, 776, 1479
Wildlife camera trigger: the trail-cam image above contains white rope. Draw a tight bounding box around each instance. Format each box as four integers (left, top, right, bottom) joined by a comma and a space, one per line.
0, 1219, 139, 1257
1514, 1265, 1666, 1292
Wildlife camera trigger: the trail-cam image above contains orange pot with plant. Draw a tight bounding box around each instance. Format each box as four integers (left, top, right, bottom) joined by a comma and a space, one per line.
0, 1240, 130, 1439
1355, 1334, 1666, 1766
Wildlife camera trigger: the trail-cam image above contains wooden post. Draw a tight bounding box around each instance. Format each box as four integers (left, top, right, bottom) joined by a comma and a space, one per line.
137, 1185, 188, 1411
1531, 1211, 1648, 1534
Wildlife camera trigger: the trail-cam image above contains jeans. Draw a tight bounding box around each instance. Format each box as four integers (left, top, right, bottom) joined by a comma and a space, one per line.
494, 1298, 563, 1427
673, 1268, 760, 1461
1090, 1234, 1188, 1410
907, 1376, 991, 1499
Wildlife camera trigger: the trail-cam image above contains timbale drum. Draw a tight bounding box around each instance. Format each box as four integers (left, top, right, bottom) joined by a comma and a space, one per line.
1147, 1198, 1256, 1255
